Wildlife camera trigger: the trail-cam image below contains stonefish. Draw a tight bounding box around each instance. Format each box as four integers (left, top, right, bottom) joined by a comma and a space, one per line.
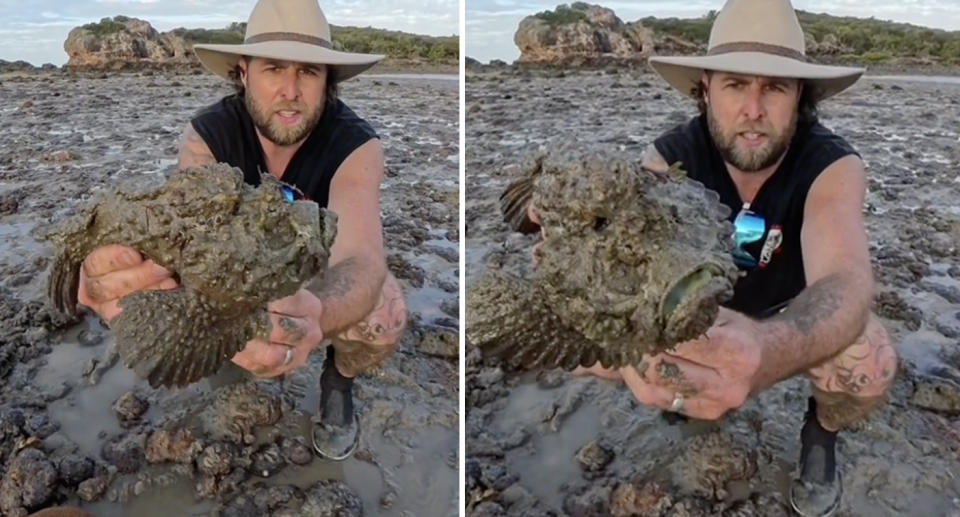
40, 163, 337, 388
465, 151, 742, 371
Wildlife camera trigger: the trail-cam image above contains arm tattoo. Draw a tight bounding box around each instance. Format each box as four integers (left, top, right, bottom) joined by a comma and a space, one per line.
767, 272, 844, 335
327, 273, 405, 376
754, 272, 871, 391
331, 337, 395, 377
308, 256, 384, 335
313, 257, 362, 299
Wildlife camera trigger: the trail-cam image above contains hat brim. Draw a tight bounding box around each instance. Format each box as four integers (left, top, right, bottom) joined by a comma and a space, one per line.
192, 40, 385, 83
648, 52, 865, 101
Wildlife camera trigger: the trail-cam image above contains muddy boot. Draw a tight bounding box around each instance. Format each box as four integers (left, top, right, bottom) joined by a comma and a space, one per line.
790, 397, 842, 517
312, 345, 360, 461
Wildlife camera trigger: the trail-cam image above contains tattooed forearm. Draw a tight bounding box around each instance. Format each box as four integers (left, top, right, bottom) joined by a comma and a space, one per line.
752, 271, 872, 392
177, 122, 217, 170
327, 274, 406, 376
307, 256, 385, 336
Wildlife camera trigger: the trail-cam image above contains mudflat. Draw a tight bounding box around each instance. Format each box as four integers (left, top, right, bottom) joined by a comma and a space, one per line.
464, 70, 960, 517
0, 71, 460, 517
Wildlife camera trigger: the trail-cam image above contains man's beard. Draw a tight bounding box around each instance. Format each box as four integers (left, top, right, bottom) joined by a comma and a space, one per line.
707, 108, 797, 173
245, 93, 323, 147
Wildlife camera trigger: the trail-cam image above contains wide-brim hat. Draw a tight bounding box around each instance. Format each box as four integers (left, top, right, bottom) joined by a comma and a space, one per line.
192, 0, 384, 83
648, 0, 865, 101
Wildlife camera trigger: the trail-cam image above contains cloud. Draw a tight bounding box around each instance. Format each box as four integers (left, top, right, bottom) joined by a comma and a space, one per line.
465, 0, 960, 63
0, 0, 459, 65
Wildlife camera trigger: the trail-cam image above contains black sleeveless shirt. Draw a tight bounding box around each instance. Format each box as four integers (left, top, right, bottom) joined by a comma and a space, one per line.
189, 94, 378, 208
653, 115, 859, 317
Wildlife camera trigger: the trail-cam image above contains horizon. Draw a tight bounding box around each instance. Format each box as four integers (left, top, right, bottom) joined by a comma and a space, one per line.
0, 0, 460, 66
466, 0, 960, 63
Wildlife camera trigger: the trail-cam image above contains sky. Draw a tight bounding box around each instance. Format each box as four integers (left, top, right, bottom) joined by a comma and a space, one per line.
466, 0, 960, 63
0, 0, 460, 66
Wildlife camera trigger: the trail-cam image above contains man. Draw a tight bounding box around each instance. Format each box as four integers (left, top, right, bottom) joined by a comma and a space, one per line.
73, 0, 407, 463
515, 0, 898, 516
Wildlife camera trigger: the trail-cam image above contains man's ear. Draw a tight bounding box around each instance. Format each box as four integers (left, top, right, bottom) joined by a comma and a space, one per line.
238, 59, 248, 87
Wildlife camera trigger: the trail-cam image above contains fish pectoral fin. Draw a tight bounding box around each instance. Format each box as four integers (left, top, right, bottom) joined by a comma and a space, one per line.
499, 176, 541, 235
112, 287, 246, 389
466, 269, 617, 372
47, 251, 83, 318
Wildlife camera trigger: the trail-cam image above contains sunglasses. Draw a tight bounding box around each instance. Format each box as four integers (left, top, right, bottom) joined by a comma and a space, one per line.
280, 185, 306, 203
731, 202, 766, 270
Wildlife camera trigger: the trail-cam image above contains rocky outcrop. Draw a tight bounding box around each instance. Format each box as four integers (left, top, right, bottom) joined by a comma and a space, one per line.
63, 16, 198, 71
513, 2, 699, 68
514, 3, 649, 66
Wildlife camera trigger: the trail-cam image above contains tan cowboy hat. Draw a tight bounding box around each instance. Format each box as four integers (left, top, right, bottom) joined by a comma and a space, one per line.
648, 0, 865, 101
192, 0, 384, 83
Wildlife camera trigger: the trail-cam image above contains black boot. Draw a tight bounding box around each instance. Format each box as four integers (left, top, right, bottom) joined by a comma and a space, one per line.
312, 345, 360, 461
790, 396, 843, 517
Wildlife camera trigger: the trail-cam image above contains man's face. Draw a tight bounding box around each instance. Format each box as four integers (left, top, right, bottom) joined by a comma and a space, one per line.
702, 71, 802, 173
239, 57, 328, 147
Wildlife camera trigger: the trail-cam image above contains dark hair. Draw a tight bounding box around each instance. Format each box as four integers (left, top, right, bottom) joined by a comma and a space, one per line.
694, 72, 821, 128
228, 55, 340, 103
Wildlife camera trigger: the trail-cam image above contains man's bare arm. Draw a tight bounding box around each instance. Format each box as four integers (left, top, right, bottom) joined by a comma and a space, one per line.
750, 154, 874, 392
177, 121, 217, 170
306, 138, 388, 335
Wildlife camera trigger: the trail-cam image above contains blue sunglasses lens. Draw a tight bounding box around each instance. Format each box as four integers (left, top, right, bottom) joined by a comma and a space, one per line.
732, 211, 765, 268
280, 186, 295, 203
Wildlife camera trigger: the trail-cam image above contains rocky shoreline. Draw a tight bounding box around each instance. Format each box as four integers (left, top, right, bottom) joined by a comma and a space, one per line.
0, 59, 457, 78
465, 71, 960, 517
464, 56, 960, 78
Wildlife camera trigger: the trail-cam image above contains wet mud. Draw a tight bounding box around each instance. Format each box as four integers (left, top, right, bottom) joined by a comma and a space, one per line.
465, 71, 960, 517
0, 71, 460, 517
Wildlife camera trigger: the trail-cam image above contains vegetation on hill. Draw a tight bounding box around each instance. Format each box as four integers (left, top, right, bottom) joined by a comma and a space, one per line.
81, 18, 459, 64
80, 16, 131, 36
171, 22, 458, 63
640, 9, 960, 62
532, 3, 590, 26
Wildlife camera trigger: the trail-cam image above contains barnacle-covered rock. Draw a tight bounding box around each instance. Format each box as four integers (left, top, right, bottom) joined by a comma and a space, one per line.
466, 151, 740, 371
38, 163, 338, 388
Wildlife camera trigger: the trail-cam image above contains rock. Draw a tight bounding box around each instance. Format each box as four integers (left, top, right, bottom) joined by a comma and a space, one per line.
63, 16, 201, 72
513, 3, 658, 67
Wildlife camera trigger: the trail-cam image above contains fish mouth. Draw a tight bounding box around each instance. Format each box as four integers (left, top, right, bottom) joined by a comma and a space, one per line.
660, 264, 725, 322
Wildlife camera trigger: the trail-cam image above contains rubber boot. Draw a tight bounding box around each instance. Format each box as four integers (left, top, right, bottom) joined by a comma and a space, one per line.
311, 344, 361, 461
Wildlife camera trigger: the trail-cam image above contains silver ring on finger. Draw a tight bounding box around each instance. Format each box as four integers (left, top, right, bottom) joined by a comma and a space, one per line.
669, 393, 685, 413
283, 347, 294, 367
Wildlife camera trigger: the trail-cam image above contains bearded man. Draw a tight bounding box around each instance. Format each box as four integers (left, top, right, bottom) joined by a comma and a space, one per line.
73, 0, 406, 463
516, 0, 898, 516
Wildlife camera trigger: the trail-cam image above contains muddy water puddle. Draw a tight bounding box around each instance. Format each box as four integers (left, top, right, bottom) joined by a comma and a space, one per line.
465, 72, 960, 516
0, 71, 459, 517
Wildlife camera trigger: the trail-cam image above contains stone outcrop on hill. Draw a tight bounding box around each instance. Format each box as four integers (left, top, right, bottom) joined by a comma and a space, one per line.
514, 3, 650, 62
512, 3, 699, 68
63, 16, 198, 71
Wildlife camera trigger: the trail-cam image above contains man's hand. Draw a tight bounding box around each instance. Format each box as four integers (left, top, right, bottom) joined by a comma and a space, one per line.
620, 309, 763, 420
78, 244, 178, 322
231, 289, 325, 378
